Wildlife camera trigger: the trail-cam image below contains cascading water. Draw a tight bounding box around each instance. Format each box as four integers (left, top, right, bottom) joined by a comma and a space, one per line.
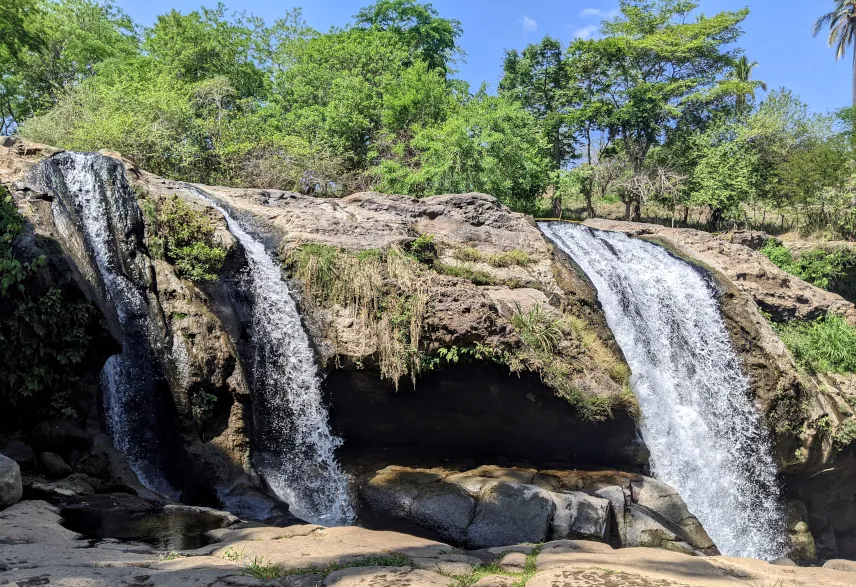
540, 222, 785, 560
189, 187, 354, 526
36, 152, 175, 497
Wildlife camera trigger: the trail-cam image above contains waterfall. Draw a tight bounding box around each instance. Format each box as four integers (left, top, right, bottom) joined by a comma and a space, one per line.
540, 222, 785, 560
39, 153, 175, 498
189, 187, 354, 526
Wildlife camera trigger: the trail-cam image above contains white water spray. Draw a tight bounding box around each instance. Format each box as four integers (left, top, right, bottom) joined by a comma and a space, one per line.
190, 187, 354, 526
540, 222, 785, 560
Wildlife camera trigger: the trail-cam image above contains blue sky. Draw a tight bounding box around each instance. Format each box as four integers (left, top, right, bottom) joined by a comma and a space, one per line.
118, 0, 850, 113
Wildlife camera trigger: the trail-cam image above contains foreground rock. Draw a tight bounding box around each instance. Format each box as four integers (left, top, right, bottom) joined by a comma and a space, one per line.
0, 453, 23, 508
2, 500, 854, 587
359, 465, 717, 556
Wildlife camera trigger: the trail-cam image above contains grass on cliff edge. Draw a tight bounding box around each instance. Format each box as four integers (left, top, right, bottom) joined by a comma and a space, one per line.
284, 241, 634, 422
772, 315, 856, 375
760, 238, 856, 292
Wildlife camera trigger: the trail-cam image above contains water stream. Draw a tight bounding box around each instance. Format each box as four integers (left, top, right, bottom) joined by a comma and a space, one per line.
45, 152, 175, 497
539, 222, 785, 560
189, 187, 354, 526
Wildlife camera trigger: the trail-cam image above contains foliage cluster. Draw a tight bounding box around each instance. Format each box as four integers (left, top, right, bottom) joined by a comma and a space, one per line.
508, 303, 635, 422
760, 238, 856, 291
3, 0, 856, 239
145, 194, 226, 281
0, 187, 94, 419
773, 315, 856, 374
284, 243, 428, 387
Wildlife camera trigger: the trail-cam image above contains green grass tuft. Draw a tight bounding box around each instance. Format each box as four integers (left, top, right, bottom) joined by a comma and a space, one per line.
773, 315, 856, 374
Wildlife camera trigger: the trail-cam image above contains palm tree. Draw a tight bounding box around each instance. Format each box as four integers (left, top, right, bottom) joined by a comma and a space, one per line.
728, 56, 768, 115
813, 0, 856, 107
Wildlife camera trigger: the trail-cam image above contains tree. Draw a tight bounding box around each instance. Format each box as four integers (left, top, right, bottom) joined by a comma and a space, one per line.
500, 36, 574, 168
0, 0, 42, 59
571, 0, 749, 220
813, 0, 856, 107
728, 56, 767, 116
353, 0, 462, 74
144, 4, 266, 98
370, 90, 551, 205
1, 0, 138, 132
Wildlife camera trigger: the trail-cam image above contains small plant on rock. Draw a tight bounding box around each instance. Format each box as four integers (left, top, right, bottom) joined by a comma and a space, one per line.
511, 303, 564, 354
147, 194, 226, 281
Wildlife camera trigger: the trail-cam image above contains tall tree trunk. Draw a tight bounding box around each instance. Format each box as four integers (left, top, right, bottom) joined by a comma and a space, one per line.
851, 50, 856, 115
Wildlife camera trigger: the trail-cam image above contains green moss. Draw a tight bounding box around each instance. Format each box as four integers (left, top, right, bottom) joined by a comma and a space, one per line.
453, 246, 483, 262
244, 554, 415, 581
445, 544, 542, 587
508, 304, 635, 422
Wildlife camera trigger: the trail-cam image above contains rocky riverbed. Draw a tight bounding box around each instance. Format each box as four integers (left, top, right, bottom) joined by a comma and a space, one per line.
3, 498, 856, 587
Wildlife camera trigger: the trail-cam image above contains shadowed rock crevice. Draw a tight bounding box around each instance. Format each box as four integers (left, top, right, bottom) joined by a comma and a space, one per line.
327, 363, 647, 471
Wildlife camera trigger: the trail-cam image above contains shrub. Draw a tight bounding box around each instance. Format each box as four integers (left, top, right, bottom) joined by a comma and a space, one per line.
760, 239, 856, 291
407, 233, 437, 264
773, 315, 856, 374
1, 188, 94, 419
147, 195, 226, 280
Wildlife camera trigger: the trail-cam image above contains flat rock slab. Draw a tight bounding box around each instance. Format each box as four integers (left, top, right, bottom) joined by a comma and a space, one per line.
209, 525, 452, 572
532, 545, 856, 587
323, 566, 453, 586
529, 568, 692, 587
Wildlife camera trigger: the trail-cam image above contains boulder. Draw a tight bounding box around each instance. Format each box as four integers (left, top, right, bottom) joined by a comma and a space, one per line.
549, 491, 611, 541
465, 482, 555, 549
40, 451, 72, 479
361, 467, 475, 544
0, 453, 23, 508
1, 440, 37, 471
630, 477, 717, 553
30, 420, 87, 452
623, 503, 704, 556
786, 499, 817, 564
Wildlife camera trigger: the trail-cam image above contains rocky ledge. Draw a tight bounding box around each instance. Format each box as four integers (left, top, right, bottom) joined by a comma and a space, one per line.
2, 499, 855, 587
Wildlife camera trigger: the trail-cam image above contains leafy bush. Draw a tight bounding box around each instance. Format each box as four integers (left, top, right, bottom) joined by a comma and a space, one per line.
760, 239, 856, 291
1, 188, 94, 418
406, 233, 437, 264
773, 315, 856, 374
147, 195, 226, 280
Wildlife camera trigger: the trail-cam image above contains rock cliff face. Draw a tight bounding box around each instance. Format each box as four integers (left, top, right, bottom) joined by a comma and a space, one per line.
2, 140, 855, 561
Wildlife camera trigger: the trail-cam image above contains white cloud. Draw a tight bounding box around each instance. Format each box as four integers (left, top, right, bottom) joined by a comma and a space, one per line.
519, 16, 538, 33
579, 7, 620, 19
573, 25, 599, 39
